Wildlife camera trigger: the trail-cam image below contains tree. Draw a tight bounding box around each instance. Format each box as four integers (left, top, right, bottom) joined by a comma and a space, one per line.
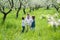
22, 0, 28, 14
52, 4, 59, 11
0, 0, 14, 23
45, 0, 50, 9
16, 0, 22, 18
52, 0, 60, 11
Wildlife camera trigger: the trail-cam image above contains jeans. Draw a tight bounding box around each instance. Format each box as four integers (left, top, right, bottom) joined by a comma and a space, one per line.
22, 26, 25, 32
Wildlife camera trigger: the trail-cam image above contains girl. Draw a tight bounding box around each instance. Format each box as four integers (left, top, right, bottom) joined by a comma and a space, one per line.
31, 16, 35, 30
25, 13, 32, 32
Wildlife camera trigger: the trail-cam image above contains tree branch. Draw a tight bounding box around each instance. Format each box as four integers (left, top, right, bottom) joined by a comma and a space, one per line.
8, 0, 12, 6
0, 8, 6, 14
0, 0, 14, 14
6, 0, 14, 14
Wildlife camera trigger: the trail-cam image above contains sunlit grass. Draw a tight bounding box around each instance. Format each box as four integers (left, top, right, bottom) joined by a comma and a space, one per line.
0, 8, 60, 40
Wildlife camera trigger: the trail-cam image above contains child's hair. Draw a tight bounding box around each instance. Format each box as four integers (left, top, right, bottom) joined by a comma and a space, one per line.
27, 13, 30, 15
22, 17, 24, 20
32, 16, 35, 20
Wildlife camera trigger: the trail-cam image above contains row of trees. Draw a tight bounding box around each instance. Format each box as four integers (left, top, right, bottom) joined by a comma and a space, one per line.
0, 0, 60, 23
0, 0, 25, 23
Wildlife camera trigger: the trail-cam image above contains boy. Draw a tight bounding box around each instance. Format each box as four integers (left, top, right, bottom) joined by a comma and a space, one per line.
22, 17, 25, 33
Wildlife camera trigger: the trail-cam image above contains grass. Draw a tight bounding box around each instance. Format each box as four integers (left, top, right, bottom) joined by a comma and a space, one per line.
0, 8, 60, 40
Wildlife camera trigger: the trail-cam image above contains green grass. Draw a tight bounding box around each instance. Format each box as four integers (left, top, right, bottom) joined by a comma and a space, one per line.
0, 8, 60, 40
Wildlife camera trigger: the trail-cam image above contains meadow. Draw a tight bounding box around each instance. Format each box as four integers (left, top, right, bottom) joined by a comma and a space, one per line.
0, 8, 60, 40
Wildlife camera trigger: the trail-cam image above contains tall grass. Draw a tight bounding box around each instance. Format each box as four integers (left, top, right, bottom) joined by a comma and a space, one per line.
0, 8, 60, 40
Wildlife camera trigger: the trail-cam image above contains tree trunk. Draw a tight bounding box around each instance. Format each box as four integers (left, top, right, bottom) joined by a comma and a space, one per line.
29, 7, 31, 12
55, 8, 59, 11
54, 6, 59, 11
46, 6, 49, 9
16, 0, 22, 19
29, 7, 34, 12
52, 4, 59, 11
2, 6, 4, 11
23, 8, 26, 14
3, 14, 7, 23
16, 8, 20, 18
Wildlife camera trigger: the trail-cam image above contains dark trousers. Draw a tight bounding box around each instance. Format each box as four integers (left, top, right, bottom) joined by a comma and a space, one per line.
22, 26, 25, 32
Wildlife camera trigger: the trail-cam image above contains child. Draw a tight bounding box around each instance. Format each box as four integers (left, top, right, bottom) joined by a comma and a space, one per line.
25, 13, 32, 32
31, 16, 35, 30
22, 17, 25, 33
